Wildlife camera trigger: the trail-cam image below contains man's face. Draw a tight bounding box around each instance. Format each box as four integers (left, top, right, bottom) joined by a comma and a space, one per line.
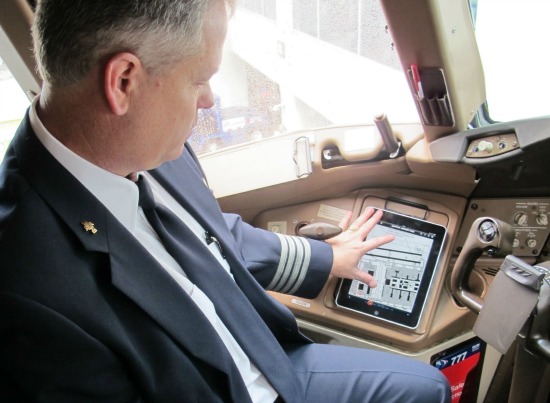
129, 1, 227, 171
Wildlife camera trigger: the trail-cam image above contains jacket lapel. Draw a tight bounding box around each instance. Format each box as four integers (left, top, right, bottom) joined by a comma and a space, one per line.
12, 115, 250, 395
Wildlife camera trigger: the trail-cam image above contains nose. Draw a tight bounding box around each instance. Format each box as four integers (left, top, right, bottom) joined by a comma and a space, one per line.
197, 83, 215, 109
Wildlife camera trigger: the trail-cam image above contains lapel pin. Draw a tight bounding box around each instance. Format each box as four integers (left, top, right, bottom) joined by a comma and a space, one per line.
81, 220, 98, 234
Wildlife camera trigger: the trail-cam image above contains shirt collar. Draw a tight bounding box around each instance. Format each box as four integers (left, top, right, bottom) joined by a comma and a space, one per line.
29, 96, 139, 234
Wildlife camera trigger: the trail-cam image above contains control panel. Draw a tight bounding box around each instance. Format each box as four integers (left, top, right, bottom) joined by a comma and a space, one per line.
455, 198, 550, 257
465, 133, 519, 159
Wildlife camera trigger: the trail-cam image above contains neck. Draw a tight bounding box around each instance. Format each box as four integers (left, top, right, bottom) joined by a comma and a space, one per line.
37, 83, 131, 177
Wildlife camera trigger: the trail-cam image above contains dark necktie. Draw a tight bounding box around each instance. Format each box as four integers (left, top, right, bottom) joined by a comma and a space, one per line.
135, 175, 300, 401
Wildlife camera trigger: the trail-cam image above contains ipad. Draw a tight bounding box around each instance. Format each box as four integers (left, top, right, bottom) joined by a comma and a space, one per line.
335, 208, 447, 329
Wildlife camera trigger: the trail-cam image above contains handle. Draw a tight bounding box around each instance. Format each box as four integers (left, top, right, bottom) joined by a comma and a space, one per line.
526, 261, 550, 362
450, 217, 514, 313
298, 222, 342, 240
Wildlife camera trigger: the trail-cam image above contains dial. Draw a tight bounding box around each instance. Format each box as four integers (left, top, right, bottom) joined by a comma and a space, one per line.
477, 140, 494, 153
536, 212, 548, 226
513, 212, 528, 226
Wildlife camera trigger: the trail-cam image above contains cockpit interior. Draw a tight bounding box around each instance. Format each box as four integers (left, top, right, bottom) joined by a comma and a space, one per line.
2, 0, 550, 401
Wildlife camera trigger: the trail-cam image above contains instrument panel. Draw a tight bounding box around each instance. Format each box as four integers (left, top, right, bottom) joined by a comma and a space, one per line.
253, 188, 466, 351
455, 198, 550, 257
254, 189, 550, 352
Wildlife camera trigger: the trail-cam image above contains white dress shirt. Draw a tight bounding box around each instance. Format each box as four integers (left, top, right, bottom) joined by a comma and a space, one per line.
29, 97, 277, 403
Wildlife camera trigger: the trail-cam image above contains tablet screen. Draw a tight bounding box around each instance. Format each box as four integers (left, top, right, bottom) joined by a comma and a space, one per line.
335, 208, 446, 329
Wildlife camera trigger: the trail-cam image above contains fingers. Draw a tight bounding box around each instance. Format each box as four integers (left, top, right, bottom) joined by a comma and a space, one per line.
359, 208, 383, 237
348, 207, 375, 229
347, 207, 374, 232
347, 207, 383, 237
363, 233, 395, 252
354, 269, 378, 288
338, 210, 353, 230
331, 207, 393, 288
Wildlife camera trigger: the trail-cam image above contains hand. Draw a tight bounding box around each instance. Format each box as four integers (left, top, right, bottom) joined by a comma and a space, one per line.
326, 207, 394, 288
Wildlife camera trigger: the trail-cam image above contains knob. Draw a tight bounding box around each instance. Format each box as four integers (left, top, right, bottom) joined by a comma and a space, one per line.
477, 140, 494, 153
527, 239, 537, 248
514, 212, 528, 226
536, 213, 548, 226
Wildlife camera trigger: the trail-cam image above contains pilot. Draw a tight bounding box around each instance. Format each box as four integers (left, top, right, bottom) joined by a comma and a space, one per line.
0, 0, 450, 401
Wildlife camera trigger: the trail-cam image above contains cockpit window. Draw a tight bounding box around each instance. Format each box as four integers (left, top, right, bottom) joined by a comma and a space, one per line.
472, 0, 550, 123
243, 0, 276, 21
190, 1, 417, 155
0, 57, 30, 162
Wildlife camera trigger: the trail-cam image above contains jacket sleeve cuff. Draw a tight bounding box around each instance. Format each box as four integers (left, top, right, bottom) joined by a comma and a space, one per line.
267, 234, 332, 299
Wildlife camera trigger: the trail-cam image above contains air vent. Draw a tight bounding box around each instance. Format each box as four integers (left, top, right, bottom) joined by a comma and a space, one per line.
481, 267, 499, 277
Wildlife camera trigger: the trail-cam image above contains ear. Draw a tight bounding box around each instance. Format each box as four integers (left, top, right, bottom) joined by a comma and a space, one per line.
104, 53, 142, 116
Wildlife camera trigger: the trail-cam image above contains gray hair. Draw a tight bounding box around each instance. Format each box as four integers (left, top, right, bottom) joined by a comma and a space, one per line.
32, 0, 231, 87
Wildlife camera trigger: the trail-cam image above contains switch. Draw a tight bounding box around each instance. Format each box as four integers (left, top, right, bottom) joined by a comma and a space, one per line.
536, 212, 548, 226
514, 212, 528, 226
477, 140, 494, 153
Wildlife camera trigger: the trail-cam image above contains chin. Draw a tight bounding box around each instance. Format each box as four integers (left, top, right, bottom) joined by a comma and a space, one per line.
166, 144, 187, 162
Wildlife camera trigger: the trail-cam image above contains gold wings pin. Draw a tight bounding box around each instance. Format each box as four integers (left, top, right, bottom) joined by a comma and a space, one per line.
80, 220, 98, 234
